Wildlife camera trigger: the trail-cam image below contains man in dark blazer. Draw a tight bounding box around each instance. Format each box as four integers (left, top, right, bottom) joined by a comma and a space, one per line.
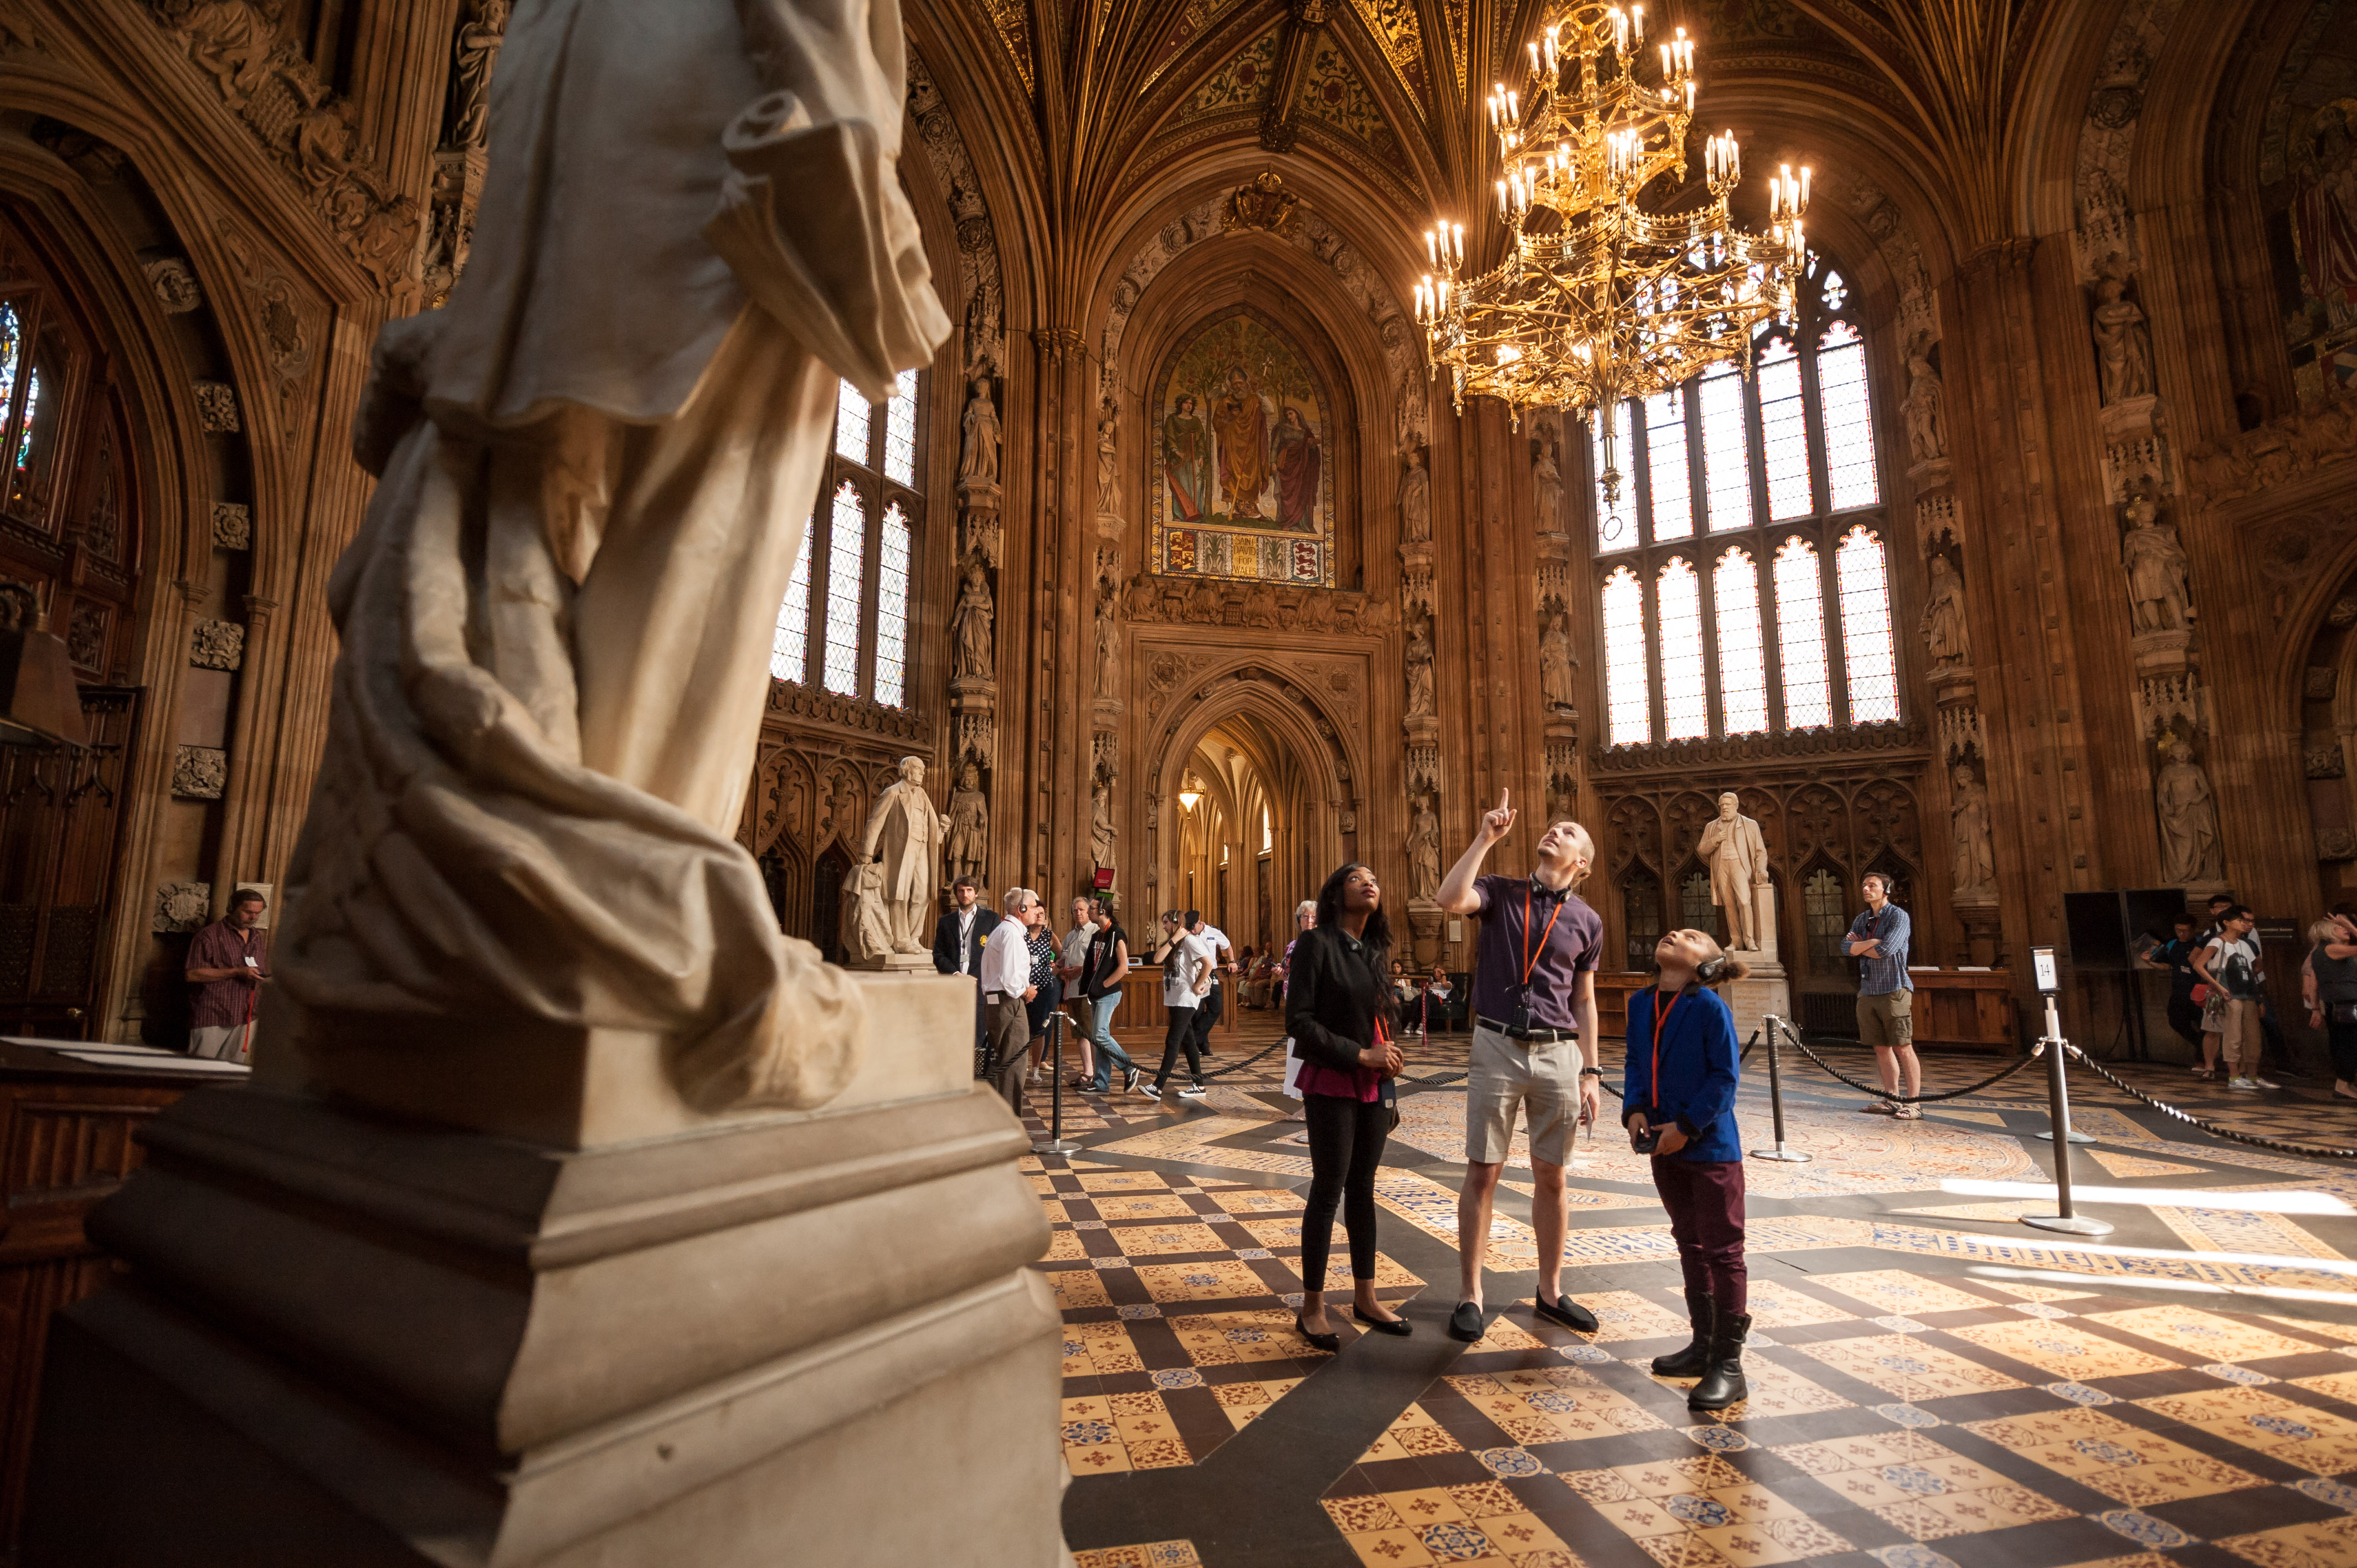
933, 875, 999, 977
934, 874, 999, 1062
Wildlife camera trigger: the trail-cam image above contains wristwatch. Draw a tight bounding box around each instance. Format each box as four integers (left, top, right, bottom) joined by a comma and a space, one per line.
1577, 1067, 1603, 1077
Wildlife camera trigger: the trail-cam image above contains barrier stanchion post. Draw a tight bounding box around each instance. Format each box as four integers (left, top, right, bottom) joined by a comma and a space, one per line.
1748, 1014, 1813, 1163
2022, 955, 2112, 1236
1034, 1010, 1080, 1156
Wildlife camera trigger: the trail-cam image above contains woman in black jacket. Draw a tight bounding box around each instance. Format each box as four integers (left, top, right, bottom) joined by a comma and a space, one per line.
1286, 862, 1409, 1349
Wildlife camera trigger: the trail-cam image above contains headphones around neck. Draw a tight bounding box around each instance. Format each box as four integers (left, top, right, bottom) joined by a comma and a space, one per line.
1695, 953, 1729, 984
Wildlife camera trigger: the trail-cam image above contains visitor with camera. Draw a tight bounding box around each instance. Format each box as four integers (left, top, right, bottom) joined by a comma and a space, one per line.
1622, 926, 1752, 1411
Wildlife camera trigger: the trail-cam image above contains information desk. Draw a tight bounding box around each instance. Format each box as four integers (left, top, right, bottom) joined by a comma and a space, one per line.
0, 1038, 241, 1555
1593, 969, 2018, 1054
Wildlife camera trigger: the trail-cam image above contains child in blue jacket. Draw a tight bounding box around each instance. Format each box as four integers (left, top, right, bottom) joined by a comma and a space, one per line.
1622, 928, 1751, 1411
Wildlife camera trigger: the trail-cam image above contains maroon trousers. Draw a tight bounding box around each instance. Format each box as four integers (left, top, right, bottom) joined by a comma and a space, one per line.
1651, 1156, 1747, 1313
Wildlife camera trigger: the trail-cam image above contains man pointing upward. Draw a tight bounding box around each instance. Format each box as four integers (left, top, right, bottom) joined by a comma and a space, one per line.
1437, 789, 1604, 1342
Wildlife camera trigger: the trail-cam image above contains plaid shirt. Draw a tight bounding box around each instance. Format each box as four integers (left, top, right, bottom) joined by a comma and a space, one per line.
1848, 902, 1912, 996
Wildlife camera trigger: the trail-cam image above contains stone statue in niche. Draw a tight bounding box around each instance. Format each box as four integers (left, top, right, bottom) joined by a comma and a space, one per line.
1949, 762, 1996, 902
1919, 552, 1970, 668
1090, 772, 1118, 869
1903, 334, 1946, 463
958, 376, 1000, 491
275, 0, 950, 1110
450, 0, 510, 151
840, 859, 894, 966
862, 756, 948, 956
1409, 792, 1441, 902
1540, 611, 1579, 711
2091, 267, 2154, 406
952, 558, 994, 680
1095, 398, 1119, 518
1404, 613, 1435, 719
1399, 446, 1431, 544
1094, 590, 1119, 700
2120, 491, 2190, 632
945, 764, 988, 884
1696, 791, 1771, 950
2154, 740, 2224, 884
1531, 437, 1565, 537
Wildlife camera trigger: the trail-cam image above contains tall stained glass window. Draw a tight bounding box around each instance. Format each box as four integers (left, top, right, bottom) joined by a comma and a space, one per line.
873, 502, 910, 707
1585, 254, 1900, 745
774, 373, 925, 706
1601, 565, 1650, 745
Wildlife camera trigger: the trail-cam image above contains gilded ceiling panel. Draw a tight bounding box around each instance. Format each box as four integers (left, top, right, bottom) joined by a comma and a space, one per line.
1180, 23, 1283, 122
1298, 42, 1406, 167
976, 0, 1035, 92
1348, 0, 1429, 106
1148, 0, 1254, 85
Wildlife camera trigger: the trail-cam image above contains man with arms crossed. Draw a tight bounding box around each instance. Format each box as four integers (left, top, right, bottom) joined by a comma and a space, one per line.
1437, 790, 1604, 1342
1846, 872, 1920, 1120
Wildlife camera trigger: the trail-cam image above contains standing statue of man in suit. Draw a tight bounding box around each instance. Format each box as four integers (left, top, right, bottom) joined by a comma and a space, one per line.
863, 756, 948, 956
1695, 791, 1772, 951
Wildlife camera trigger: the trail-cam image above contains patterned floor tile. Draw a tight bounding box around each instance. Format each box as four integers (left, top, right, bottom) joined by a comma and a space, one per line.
1798, 1334, 2026, 1400
1743, 1279, 1861, 1328
1574, 1290, 1698, 1343
2215, 1512, 2357, 1567
1201, 1187, 1304, 1215
1092, 1193, 1206, 1220
1962, 1405, 2266, 1505
2085, 1149, 2206, 1179
1110, 1222, 1233, 1257
1167, 1308, 1326, 1365
1447, 1365, 1669, 1443
1943, 1318, 2181, 1380
1807, 1270, 2004, 1316
1062, 1319, 1145, 1377
1134, 1260, 1278, 1301
1071, 1541, 1203, 1568
1771, 1427, 2078, 1540
1374, 1168, 1540, 1270
1357, 1402, 1467, 1462
1062, 1391, 1192, 1474
1211, 1376, 1304, 1430
2150, 1206, 2348, 1262
2134, 1385, 2357, 1475
2083, 1305, 2323, 1363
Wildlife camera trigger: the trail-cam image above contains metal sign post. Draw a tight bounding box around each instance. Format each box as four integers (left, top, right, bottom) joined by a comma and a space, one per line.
2023, 948, 2112, 1236
1033, 1011, 1080, 1156
1748, 1015, 1813, 1163
2030, 943, 2093, 1143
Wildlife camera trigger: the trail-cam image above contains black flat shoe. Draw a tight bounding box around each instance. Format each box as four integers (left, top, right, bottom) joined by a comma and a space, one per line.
1294, 1314, 1341, 1352
1448, 1301, 1486, 1342
1534, 1293, 1599, 1334
1354, 1307, 1412, 1337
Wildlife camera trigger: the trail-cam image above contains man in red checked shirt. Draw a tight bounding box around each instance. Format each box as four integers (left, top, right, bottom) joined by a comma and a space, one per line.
1436, 790, 1606, 1344
184, 888, 269, 1061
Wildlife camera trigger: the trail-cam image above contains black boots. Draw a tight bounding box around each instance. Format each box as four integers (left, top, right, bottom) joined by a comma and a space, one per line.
1687, 1312, 1752, 1411
1650, 1291, 1715, 1378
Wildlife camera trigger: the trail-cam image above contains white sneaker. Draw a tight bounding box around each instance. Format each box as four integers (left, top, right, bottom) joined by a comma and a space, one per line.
2251, 1076, 2280, 1090
1138, 1083, 1161, 1101
2227, 1077, 2259, 1090
1123, 1069, 1140, 1093
1179, 1083, 1208, 1099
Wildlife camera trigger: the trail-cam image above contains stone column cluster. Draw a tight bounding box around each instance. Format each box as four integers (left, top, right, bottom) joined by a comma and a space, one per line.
948, 366, 1003, 888
1534, 422, 1579, 827
1399, 441, 1440, 958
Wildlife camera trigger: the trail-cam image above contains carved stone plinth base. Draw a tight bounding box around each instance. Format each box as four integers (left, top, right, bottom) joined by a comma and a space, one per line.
1407, 900, 1442, 967
1724, 969, 1793, 1059
1953, 900, 2001, 968
27, 977, 1064, 1567
848, 948, 940, 974
2130, 628, 2195, 674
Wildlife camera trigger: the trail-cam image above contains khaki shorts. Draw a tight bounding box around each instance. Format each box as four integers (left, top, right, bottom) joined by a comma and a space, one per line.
189, 1023, 252, 1062
1857, 989, 1913, 1048
1465, 1021, 1583, 1167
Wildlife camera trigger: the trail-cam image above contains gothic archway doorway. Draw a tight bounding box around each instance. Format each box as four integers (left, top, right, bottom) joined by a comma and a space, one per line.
1168, 715, 1320, 961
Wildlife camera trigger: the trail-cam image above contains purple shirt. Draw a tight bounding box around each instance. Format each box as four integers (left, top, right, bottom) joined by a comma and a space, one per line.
1469, 874, 1602, 1031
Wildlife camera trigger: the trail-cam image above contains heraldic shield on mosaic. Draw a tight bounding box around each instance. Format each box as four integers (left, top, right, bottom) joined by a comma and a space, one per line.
1154, 308, 1335, 587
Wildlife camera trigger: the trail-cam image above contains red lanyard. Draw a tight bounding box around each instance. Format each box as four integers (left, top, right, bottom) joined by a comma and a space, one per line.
1649, 988, 1680, 1105
1520, 883, 1564, 988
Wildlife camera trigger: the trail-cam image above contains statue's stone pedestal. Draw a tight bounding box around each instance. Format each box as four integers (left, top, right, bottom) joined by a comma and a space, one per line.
26, 975, 1064, 1567
1407, 899, 1443, 967
1725, 884, 1792, 1053
848, 948, 939, 975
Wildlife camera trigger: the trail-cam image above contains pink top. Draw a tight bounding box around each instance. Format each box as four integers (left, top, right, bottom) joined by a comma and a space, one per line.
1295, 1058, 1380, 1102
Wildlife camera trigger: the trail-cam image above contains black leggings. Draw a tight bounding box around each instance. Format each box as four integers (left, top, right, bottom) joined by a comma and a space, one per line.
1155, 1007, 1200, 1089
2329, 1020, 2357, 1083
1301, 1091, 1387, 1288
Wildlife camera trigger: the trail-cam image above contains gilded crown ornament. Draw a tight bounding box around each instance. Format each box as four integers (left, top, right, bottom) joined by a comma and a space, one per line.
1411, 2, 1809, 543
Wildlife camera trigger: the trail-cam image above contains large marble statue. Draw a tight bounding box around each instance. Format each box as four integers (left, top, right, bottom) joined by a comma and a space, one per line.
1695, 791, 1772, 950
945, 763, 988, 883
1409, 792, 1441, 901
278, 0, 949, 1111
1950, 762, 1997, 902
1404, 614, 1435, 718
840, 858, 894, 965
1903, 335, 1946, 463
1920, 552, 1970, 668
952, 558, 994, 680
959, 375, 1000, 489
2092, 271, 2155, 405
1399, 446, 1431, 543
2121, 494, 2190, 632
863, 756, 948, 955
1532, 439, 1565, 536
1540, 611, 1578, 711
2154, 740, 2224, 884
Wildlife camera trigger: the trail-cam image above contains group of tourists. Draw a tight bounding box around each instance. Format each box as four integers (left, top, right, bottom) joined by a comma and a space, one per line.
1279, 791, 1756, 1411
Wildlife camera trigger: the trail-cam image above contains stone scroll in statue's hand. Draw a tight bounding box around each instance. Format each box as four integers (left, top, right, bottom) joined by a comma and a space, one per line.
274, 0, 949, 1118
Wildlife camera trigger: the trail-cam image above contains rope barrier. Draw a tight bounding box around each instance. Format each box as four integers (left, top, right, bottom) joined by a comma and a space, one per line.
1772, 1018, 2045, 1104
2058, 1042, 2357, 1162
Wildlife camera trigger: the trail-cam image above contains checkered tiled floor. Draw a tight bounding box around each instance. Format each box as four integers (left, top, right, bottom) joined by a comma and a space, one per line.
1037, 1015, 2357, 1567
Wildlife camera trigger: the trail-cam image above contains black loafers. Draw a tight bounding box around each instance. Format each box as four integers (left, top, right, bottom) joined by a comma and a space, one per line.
1294, 1314, 1341, 1352
1448, 1301, 1486, 1342
1534, 1293, 1600, 1334
1354, 1307, 1413, 1337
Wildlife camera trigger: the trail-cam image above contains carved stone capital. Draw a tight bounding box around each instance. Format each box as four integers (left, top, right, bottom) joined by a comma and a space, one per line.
191, 620, 245, 670
153, 880, 211, 933
212, 502, 252, 550
172, 745, 227, 800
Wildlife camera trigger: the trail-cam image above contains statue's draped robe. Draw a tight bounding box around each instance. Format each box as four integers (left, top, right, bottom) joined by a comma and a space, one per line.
279, 0, 949, 1111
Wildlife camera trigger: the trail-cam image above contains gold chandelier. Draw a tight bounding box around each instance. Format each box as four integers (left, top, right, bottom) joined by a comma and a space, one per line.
1411, 2, 1810, 534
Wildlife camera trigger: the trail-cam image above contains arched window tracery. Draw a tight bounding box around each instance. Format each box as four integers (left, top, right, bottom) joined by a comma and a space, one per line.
1590, 265, 1897, 745
773, 368, 923, 709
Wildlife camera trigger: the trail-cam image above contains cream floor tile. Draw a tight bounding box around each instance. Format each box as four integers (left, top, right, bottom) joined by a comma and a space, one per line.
1944, 1318, 2179, 1380
2085, 1304, 2320, 1362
